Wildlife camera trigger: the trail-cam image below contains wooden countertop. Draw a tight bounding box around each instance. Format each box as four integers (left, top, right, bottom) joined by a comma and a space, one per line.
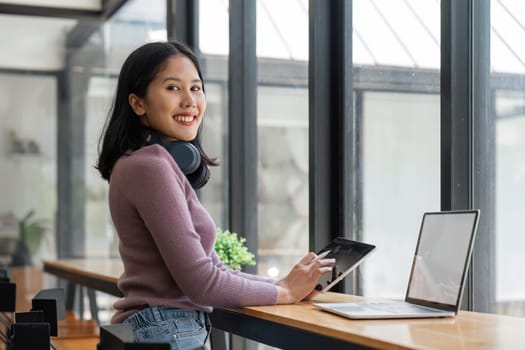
43, 258, 525, 350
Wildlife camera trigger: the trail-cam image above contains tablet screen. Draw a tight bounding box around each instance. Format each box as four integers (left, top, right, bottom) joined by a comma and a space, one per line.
315, 238, 375, 292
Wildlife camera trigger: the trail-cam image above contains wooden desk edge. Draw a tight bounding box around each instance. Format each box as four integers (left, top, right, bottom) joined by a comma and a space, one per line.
43, 259, 123, 297
41, 260, 525, 350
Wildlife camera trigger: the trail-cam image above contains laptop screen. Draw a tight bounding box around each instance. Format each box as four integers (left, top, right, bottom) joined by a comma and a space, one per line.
406, 211, 479, 308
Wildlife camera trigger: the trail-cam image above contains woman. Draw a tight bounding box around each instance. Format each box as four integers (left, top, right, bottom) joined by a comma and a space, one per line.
96, 41, 333, 350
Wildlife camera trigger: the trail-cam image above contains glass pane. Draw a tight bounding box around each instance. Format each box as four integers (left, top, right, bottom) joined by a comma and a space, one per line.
199, 81, 228, 227
361, 92, 440, 297
256, 0, 309, 280
200, 0, 229, 56
0, 73, 57, 267
199, 0, 230, 228
0, 13, 67, 312
355, 0, 441, 298
492, 0, 525, 318
494, 91, 525, 317
86, 76, 118, 256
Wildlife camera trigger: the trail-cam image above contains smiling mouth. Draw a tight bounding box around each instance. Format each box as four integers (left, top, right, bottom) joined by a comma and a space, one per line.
174, 115, 195, 123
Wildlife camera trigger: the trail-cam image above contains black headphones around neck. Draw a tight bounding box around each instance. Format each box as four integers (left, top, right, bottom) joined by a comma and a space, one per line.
142, 128, 210, 189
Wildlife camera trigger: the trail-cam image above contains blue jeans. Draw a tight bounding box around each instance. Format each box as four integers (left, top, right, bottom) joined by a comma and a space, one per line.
123, 306, 211, 350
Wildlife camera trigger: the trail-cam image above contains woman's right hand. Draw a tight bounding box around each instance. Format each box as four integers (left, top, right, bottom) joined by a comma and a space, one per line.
274, 252, 334, 304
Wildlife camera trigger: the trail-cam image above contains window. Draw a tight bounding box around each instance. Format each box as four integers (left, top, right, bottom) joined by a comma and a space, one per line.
199, 0, 230, 228
353, 0, 441, 298
256, 0, 309, 279
491, 0, 525, 317
0, 73, 57, 266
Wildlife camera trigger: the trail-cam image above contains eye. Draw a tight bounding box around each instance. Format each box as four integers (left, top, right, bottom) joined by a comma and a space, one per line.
191, 85, 202, 92
167, 85, 180, 91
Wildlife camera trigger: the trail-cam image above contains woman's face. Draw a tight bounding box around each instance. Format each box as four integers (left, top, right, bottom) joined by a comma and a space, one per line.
129, 53, 206, 141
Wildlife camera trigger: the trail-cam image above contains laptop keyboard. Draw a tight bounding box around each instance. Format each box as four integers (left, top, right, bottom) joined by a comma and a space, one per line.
339, 302, 440, 314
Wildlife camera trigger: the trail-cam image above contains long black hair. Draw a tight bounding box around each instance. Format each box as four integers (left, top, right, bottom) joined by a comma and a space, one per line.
96, 41, 217, 181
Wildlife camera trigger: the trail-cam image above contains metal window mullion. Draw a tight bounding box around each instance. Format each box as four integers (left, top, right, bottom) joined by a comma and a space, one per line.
309, 0, 353, 293
57, 55, 87, 258
441, 0, 493, 313
351, 89, 364, 295
228, 0, 257, 273
471, 0, 495, 314
168, 0, 199, 50
57, 13, 109, 260
441, 0, 473, 311
441, 0, 471, 212
337, 1, 359, 295
57, 69, 73, 258
309, 0, 334, 252
100, 0, 129, 20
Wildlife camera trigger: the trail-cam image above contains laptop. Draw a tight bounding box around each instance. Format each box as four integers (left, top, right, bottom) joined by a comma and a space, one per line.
314, 210, 480, 319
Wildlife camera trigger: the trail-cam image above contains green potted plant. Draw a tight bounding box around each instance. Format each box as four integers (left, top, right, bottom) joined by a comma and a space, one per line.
215, 228, 256, 270
13, 210, 47, 266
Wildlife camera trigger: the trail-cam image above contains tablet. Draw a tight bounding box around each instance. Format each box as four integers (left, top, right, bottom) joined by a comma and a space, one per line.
315, 237, 375, 292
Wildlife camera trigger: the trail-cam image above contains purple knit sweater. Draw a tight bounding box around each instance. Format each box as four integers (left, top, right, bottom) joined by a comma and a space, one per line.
109, 145, 277, 323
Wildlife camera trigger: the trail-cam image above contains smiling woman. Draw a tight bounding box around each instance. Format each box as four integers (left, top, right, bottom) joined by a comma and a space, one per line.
94, 41, 334, 350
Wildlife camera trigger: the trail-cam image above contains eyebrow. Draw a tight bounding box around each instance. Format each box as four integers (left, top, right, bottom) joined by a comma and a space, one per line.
162, 77, 202, 84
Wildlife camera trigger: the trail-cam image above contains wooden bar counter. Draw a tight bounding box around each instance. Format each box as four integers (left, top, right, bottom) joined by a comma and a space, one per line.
43, 259, 525, 350
211, 292, 525, 350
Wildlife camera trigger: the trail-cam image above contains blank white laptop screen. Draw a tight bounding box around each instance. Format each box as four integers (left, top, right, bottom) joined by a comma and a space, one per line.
407, 211, 478, 306
314, 210, 480, 319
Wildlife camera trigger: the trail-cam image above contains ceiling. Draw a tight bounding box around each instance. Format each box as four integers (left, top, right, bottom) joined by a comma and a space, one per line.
0, 0, 101, 11
0, 0, 147, 71
1, 0, 525, 74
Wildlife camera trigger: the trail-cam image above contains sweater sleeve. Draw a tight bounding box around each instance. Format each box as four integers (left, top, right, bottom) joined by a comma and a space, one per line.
211, 250, 277, 284
120, 150, 277, 307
